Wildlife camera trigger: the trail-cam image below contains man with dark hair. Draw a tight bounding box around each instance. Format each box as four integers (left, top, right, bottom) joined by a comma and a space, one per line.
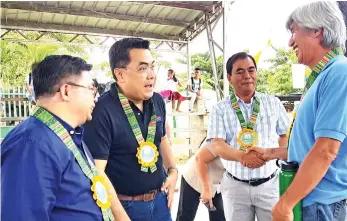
83, 38, 178, 221
187, 67, 204, 112
197, 52, 289, 221
1, 55, 130, 221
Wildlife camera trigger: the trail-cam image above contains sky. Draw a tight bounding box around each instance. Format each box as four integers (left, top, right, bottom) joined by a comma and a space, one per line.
87, 0, 317, 84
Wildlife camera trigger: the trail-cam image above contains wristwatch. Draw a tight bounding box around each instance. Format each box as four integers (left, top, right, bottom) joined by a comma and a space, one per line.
168, 166, 178, 174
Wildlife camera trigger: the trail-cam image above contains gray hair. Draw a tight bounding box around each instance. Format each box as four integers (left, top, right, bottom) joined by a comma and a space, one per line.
286, 1, 346, 51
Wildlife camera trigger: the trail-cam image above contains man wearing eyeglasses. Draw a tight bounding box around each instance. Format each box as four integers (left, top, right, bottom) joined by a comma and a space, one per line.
83, 38, 178, 221
1, 55, 129, 221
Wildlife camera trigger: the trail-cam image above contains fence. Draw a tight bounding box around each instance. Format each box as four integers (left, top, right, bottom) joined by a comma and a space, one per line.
0, 85, 33, 125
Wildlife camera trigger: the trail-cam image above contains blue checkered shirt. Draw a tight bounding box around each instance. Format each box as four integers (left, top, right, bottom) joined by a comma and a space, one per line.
207, 92, 290, 180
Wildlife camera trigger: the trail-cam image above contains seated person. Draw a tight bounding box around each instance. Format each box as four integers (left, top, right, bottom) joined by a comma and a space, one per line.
187, 68, 204, 112
159, 69, 187, 112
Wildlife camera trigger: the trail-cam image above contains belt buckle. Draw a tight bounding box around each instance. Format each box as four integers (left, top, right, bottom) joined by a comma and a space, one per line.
248, 179, 257, 185
143, 190, 156, 202
143, 193, 151, 202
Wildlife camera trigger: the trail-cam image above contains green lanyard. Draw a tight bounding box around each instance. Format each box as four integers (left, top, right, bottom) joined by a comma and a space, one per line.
230, 92, 260, 130
287, 48, 344, 144
118, 91, 159, 173
32, 107, 113, 221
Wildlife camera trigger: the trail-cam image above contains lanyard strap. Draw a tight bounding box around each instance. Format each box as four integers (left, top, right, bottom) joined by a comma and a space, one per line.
118, 92, 157, 145
32, 107, 113, 221
287, 48, 343, 144
230, 92, 260, 130
32, 107, 97, 179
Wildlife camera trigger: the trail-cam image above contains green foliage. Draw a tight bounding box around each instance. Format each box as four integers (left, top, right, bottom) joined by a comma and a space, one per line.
1, 41, 62, 86
256, 47, 304, 95
256, 69, 271, 94
100, 61, 113, 79
176, 52, 224, 91
152, 51, 172, 73
1, 41, 29, 86
1, 31, 93, 86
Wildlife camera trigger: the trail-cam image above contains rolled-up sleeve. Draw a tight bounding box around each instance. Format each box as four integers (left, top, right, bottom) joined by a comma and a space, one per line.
207, 104, 226, 141
1, 139, 61, 221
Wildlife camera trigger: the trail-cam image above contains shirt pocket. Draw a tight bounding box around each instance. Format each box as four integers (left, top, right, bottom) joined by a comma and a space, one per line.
256, 112, 279, 141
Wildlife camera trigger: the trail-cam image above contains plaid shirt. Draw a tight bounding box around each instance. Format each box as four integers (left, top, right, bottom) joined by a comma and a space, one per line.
207, 92, 289, 180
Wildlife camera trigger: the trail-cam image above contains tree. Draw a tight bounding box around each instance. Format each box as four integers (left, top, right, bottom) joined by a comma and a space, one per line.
152, 51, 171, 73
176, 52, 224, 91
1, 41, 62, 86
1, 31, 94, 86
98, 61, 112, 78
256, 47, 304, 95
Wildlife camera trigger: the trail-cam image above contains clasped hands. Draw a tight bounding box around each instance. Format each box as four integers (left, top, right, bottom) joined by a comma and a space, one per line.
240, 147, 272, 169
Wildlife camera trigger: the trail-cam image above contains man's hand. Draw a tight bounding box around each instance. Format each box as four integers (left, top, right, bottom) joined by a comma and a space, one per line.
240, 150, 266, 168
247, 147, 272, 161
200, 187, 214, 209
197, 91, 201, 96
161, 169, 178, 209
272, 199, 294, 221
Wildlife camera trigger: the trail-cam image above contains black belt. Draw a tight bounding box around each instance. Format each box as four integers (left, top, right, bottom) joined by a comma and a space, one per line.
226, 171, 277, 187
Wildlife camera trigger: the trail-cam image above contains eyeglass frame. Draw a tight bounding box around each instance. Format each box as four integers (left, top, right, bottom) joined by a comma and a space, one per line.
57, 82, 98, 97
119, 65, 156, 80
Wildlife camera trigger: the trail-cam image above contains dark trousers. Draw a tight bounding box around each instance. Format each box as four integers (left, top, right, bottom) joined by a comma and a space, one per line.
176, 177, 225, 221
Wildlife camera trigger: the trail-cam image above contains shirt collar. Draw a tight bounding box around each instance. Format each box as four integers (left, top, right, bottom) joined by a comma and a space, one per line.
234, 91, 258, 104
111, 82, 152, 108
49, 111, 84, 147
311, 48, 344, 74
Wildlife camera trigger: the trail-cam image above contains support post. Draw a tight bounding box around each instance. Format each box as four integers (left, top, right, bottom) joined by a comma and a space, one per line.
206, 16, 221, 101
223, 1, 230, 98
187, 39, 192, 82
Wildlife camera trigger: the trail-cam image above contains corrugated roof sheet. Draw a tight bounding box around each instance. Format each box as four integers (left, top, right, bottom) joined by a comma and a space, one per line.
1, 1, 222, 41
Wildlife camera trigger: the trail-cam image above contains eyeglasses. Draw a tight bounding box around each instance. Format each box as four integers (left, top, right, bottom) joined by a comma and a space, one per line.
121, 66, 156, 79
58, 82, 98, 97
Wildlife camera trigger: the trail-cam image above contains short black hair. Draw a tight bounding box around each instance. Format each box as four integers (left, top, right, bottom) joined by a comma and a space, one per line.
168, 69, 174, 73
109, 38, 150, 81
33, 55, 92, 98
31, 62, 39, 72
226, 52, 257, 75
195, 68, 201, 71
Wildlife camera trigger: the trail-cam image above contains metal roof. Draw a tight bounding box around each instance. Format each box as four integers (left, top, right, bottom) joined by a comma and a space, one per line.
1, 1, 223, 42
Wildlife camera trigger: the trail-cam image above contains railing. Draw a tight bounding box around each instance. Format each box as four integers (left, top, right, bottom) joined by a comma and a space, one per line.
0, 85, 33, 125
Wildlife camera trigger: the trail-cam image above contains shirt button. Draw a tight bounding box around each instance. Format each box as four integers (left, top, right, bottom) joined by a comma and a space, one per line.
70, 131, 74, 135
138, 113, 140, 115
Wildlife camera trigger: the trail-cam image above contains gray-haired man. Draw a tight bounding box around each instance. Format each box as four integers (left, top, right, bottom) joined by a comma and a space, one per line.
273, 2, 347, 221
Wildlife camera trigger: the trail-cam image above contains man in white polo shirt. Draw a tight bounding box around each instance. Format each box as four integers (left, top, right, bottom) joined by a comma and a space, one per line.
197, 52, 289, 221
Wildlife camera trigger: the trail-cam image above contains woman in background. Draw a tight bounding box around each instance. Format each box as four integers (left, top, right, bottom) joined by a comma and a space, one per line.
166, 69, 186, 112
159, 69, 187, 112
